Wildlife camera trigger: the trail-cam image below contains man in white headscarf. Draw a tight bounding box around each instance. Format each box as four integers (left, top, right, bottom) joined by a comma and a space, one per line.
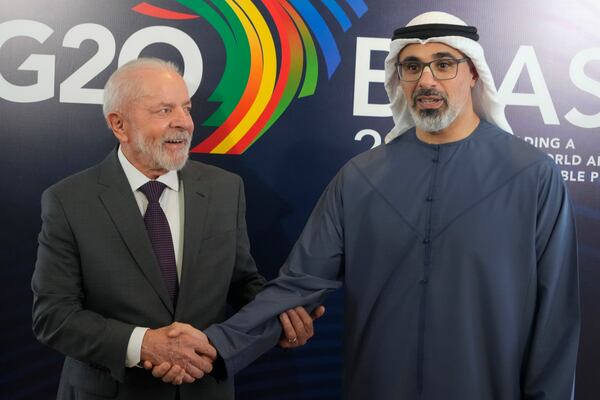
203, 11, 580, 399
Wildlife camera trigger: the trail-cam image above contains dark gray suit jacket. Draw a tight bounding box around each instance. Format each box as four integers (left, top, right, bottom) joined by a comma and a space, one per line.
32, 149, 266, 399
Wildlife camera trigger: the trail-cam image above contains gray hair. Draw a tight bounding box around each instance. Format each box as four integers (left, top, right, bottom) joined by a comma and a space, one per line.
102, 58, 182, 120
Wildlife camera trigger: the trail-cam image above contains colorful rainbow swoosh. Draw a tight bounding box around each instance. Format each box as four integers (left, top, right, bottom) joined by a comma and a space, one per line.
133, 1, 368, 154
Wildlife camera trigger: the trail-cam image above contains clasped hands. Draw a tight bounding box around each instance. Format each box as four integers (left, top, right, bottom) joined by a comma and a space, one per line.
140, 306, 325, 385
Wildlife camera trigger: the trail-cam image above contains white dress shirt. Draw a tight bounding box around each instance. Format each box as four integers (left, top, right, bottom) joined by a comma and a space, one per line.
117, 147, 185, 367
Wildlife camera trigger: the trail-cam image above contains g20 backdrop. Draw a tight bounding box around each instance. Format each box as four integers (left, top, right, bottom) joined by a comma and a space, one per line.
1, 0, 598, 398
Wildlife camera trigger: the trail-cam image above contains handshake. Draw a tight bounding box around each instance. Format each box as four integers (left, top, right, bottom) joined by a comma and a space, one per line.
140, 306, 325, 385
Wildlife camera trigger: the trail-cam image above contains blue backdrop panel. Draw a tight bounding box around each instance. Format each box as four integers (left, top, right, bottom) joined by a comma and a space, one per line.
0, 1, 598, 399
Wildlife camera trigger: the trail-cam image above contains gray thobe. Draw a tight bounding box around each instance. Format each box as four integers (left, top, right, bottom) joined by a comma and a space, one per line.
205, 121, 580, 399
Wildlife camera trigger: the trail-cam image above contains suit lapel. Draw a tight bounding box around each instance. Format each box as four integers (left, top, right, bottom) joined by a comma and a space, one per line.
96, 151, 174, 315
176, 165, 209, 316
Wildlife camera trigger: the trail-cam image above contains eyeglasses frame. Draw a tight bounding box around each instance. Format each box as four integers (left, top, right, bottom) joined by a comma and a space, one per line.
395, 57, 471, 82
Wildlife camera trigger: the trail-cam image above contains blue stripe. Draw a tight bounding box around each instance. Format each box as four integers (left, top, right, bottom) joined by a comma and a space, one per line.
345, 0, 368, 17
289, 0, 341, 78
322, 0, 352, 31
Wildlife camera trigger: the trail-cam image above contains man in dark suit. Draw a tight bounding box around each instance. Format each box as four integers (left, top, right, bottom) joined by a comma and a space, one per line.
32, 58, 320, 399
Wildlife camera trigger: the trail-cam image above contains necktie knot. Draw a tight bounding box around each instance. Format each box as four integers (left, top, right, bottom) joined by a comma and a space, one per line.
139, 181, 166, 203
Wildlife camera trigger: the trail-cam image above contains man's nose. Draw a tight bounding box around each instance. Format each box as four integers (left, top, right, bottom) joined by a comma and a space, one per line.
417, 65, 438, 87
170, 107, 194, 132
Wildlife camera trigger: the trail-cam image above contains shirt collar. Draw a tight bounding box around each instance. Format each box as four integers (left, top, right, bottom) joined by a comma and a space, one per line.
117, 146, 180, 192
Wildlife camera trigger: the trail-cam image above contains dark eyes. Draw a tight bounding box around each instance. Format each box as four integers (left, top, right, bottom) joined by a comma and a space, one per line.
405, 62, 421, 72
403, 59, 457, 72
436, 60, 456, 70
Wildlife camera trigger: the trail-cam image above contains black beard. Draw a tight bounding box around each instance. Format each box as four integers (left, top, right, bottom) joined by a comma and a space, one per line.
419, 108, 442, 118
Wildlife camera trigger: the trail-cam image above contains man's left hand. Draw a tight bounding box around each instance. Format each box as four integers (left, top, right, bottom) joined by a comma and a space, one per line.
277, 305, 325, 349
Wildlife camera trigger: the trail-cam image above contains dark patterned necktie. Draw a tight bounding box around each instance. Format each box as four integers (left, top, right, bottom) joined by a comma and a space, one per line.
139, 181, 178, 306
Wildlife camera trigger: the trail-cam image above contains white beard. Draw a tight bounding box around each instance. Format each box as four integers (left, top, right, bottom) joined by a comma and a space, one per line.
132, 130, 191, 171
409, 105, 460, 133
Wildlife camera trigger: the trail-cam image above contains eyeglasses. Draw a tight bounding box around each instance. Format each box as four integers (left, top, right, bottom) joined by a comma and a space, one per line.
395, 57, 470, 82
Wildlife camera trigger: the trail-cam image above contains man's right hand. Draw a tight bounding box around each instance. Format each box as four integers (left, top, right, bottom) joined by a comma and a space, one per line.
141, 322, 217, 384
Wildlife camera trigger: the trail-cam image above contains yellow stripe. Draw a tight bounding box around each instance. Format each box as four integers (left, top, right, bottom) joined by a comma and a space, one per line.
213, 0, 277, 153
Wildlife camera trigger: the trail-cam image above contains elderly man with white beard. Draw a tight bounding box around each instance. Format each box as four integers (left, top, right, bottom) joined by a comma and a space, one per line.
202, 11, 581, 400
31, 58, 322, 400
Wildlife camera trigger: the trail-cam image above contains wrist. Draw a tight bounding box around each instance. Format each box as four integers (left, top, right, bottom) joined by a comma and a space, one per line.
140, 328, 155, 361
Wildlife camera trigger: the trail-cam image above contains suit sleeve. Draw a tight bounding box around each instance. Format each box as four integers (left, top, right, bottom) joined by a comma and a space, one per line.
31, 188, 134, 382
522, 161, 580, 399
205, 172, 345, 376
226, 177, 267, 310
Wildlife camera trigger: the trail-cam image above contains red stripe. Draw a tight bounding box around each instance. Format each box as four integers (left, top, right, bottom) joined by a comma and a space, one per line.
228, 0, 294, 154
132, 2, 200, 20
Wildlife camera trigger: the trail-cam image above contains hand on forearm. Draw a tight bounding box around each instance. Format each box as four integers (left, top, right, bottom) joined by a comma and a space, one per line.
278, 305, 325, 348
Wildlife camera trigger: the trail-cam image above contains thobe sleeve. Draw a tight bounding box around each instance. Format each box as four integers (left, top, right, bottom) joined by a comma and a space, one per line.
205, 171, 346, 376
522, 161, 580, 399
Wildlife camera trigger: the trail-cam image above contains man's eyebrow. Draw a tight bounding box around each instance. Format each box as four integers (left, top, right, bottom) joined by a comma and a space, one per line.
154, 101, 191, 107
399, 55, 421, 62
431, 52, 460, 59
398, 52, 460, 62
399, 51, 457, 62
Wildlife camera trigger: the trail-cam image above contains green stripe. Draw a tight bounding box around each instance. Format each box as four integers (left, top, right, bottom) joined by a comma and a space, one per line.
176, 0, 251, 126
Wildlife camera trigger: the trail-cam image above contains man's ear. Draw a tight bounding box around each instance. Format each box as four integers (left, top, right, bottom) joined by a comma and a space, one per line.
469, 62, 479, 88
107, 112, 128, 143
